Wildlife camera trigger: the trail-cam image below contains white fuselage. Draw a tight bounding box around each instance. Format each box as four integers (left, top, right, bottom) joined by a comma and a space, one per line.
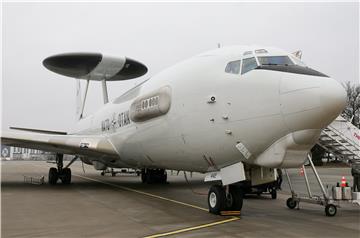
70, 46, 346, 173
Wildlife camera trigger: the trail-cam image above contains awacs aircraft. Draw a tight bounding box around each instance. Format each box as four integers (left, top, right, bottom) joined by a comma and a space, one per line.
1, 46, 346, 214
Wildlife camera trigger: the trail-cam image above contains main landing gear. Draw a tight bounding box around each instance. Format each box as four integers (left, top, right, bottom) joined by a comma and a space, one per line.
48, 154, 77, 185
141, 169, 167, 184
208, 184, 243, 214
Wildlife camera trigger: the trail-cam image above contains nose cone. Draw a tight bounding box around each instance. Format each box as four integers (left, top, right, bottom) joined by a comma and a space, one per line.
280, 75, 347, 131
320, 78, 347, 122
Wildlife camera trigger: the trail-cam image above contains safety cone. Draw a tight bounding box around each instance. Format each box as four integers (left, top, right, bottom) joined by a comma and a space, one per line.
341, 176, 347, 187
300, 167, 304, 176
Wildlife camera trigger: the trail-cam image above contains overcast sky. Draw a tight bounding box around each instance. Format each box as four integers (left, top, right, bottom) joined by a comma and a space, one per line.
2, 2, 359, 131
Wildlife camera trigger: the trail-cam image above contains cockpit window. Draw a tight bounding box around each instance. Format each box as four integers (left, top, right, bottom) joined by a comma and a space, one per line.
225, 60, 241, 74
241, 57, 258, 74
258, 56, 294, 66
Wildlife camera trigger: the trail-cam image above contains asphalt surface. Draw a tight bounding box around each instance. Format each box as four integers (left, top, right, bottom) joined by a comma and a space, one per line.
1, 161, 359, 238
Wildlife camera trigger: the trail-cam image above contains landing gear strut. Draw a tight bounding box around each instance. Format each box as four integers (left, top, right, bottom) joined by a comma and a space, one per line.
208, 184, 243, 215
48, 154, 74, 185
141, 169, 167, 184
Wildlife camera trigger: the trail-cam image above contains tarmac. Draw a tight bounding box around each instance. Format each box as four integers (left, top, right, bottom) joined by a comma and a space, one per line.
1, 161, 360, 238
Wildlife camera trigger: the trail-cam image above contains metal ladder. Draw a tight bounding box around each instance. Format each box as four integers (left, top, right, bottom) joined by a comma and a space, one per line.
318, 116, 360, 161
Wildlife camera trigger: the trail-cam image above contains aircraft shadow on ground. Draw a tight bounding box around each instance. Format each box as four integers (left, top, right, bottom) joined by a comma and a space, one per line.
1, 178, 279, 201
1, 177, 206, 190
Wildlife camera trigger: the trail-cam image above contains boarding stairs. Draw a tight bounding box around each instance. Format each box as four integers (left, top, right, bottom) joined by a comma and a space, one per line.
318, 116, 360, 162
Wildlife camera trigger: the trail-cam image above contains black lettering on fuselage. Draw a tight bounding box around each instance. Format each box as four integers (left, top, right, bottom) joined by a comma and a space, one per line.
101, 110, 130, 132
139, 96, 159, 111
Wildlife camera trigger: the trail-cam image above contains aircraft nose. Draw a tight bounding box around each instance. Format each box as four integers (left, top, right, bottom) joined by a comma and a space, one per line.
320, 78, 347, 121
280, 75, 347, 131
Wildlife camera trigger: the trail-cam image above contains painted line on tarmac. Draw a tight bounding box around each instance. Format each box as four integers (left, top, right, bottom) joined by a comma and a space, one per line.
60, 173, 240, 237
144, 217, 240, 238
74, 174, 209, 212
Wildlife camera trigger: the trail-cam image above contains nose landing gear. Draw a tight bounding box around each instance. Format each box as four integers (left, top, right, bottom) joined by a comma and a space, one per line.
208, 184, 243, 215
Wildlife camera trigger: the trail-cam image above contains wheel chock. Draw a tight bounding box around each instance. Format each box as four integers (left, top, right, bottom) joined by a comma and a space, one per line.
220, 210, 241, 216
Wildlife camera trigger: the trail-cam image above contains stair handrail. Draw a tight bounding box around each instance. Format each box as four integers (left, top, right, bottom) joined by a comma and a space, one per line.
326, 123, 360, 152
321, 129, 358, 157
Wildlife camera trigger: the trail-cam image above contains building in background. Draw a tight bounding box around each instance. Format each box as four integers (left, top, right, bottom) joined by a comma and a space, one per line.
1, 144, 55, 161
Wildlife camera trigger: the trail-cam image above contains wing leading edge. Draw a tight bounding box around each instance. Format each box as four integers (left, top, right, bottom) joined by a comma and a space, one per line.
1, 131, 119, 159
9, 127, 67, 135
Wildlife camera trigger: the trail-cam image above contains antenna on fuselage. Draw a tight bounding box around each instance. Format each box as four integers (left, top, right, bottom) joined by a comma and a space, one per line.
101, 79, 109, 104
76, 79, 90, 120
42, 52, 148, 120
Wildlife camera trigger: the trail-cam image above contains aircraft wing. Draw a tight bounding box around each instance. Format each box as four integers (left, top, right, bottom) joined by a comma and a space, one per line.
1, 131, 119, 159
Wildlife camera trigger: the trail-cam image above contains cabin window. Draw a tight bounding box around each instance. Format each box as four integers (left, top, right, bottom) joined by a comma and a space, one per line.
225, 60, 241, 74
257, 56, 294, 66
241, 57, 257, 74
